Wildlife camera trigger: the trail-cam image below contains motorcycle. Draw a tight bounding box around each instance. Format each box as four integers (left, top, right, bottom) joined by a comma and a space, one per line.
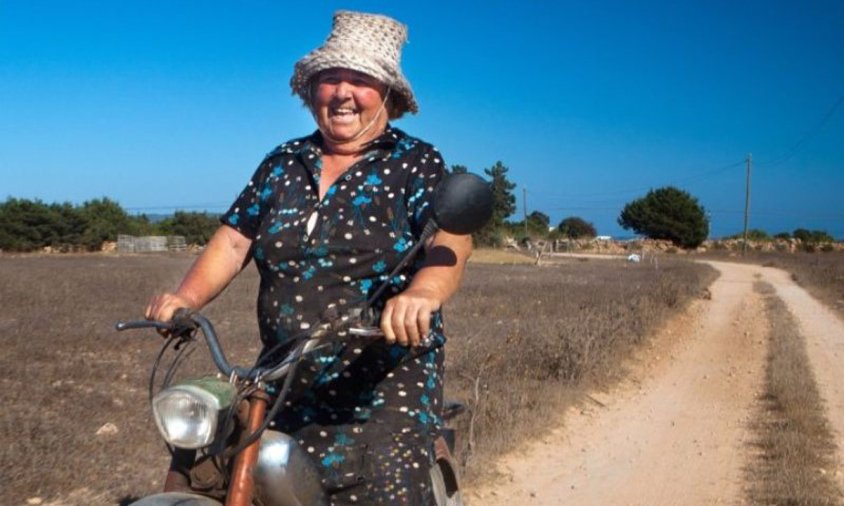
115, 173, 493, 506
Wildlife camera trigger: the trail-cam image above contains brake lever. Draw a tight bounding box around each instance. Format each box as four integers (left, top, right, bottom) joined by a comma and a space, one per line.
348, 325, 384, 338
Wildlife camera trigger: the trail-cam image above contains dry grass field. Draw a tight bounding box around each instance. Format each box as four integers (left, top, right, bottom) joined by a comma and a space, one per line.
0, 252, 715, 505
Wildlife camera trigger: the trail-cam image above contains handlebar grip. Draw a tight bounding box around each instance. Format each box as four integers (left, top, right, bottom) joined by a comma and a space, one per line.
170, 308, 198, 335
115, 320, 173, 332
348, 326, 385, 338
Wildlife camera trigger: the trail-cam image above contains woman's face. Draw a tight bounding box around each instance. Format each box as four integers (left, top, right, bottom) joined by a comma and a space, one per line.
311, 68, 389, 148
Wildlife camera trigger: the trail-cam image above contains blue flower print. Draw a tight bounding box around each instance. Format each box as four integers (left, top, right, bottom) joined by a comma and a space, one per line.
335, 433, 355, 446
393, 237, 409, 252
365, 173, 382, 186
247, 204, 260, 216
391, 137, 415, 159
260, 185, 273, 201
353, 195, 372, 207
372, 260, 386, 273
227, 214, 239, 225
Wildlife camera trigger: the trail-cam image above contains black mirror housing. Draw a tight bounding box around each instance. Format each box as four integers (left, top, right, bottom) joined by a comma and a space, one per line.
432, 173, 494, 235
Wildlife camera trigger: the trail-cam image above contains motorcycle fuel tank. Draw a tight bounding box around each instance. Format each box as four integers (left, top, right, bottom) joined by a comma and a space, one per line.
130, 491, 222, 505
254, 430, 329, 506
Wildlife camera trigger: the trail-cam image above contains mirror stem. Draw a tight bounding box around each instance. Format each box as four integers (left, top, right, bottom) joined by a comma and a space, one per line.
363, 220, 439, 316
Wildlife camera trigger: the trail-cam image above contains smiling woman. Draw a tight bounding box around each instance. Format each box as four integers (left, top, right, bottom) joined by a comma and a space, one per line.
143, 9, 472, 506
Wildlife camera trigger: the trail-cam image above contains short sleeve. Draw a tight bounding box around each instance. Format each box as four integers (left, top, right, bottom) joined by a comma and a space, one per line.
220, 156, 274, 239
405, 145, 447, 239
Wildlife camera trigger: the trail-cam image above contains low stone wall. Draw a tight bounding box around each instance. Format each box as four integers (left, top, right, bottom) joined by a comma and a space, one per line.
512, 236, 843, 255
117, 235, 187, 253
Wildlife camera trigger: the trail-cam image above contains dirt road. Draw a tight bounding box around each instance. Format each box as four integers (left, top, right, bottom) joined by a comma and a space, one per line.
470, 260, 844, 505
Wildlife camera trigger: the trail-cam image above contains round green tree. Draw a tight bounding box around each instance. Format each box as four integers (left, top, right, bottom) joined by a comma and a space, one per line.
558, 216, 597, 239
618, 187, 708, 248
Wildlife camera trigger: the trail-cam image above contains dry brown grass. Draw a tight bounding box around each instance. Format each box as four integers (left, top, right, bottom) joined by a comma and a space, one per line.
467, 247, 536, 265
700, 250, 844, 317
0, 253, 714, 504
745, 282, 843, 505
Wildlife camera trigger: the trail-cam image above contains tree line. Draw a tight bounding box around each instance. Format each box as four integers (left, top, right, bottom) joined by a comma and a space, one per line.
0, 197, 219, 252
462, 163, 837, 249
2, 165, 836, 252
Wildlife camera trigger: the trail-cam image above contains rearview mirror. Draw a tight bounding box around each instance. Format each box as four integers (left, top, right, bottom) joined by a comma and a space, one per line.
432, 173, 494, 235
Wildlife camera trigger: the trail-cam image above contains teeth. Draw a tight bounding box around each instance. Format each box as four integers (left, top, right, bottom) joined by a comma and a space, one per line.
333, 108, 355, 114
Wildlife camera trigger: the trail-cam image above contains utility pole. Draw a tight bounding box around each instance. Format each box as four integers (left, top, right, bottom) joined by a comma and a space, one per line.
742, 153, 752, 256
523, 187, 528, 239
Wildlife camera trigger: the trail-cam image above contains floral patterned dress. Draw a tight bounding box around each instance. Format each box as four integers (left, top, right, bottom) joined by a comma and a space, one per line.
222, 126, 448, 505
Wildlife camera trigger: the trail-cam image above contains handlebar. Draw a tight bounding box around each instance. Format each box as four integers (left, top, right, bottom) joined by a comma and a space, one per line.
115, 310, 384, 382
116, 311, 265, 380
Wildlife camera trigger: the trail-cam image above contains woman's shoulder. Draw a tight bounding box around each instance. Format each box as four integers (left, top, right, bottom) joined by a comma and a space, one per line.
263, 132, 319, 160
382, 127, 443, 161
386, 127, 434, 149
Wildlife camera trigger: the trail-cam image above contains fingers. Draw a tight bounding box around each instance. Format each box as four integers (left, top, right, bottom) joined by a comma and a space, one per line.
380, 293, 438, 348
144, 293, 191, 323
380, 301, 397, 344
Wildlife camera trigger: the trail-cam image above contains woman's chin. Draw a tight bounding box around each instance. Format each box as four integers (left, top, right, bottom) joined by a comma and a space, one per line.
326, 125, 363, 142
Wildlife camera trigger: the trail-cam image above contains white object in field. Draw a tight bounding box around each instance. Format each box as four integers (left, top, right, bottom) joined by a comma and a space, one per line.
627, 254, 641, 263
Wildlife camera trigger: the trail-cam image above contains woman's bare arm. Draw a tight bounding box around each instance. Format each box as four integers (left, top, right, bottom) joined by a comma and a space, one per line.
145, 225, 253, 322
380, 230, 473, 347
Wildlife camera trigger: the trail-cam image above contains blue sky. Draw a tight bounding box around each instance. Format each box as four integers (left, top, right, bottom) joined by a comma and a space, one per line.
1, 0, 842, 239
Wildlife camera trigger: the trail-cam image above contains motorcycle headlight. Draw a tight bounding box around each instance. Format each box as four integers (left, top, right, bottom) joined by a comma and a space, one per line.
152, 376, 236, 449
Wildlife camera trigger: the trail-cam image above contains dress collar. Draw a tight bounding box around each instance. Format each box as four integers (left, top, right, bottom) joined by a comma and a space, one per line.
300, 124, 404, 155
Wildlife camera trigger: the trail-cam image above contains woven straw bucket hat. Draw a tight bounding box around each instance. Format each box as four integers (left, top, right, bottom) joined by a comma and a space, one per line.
290, 10, 418, 119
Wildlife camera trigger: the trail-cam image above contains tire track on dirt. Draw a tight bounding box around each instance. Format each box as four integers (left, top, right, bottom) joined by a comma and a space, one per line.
470, 261, 769, 505
763, 266, 844, 488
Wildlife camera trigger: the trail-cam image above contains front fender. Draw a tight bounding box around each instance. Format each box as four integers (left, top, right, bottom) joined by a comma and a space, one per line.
130, 492, 222, 506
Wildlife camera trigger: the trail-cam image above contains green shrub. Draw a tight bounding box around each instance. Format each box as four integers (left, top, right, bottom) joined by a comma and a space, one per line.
618, 186, 708, 249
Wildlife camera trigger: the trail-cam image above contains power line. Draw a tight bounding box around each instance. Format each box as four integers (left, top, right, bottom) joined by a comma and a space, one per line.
526, 159, 744, 200
756, 90, 844, 168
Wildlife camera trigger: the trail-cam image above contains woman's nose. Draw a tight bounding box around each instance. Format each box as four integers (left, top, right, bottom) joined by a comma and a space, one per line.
333, 80, 352, 99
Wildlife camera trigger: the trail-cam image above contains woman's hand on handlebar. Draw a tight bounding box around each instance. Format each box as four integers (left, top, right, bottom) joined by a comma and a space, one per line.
380, 287, 441, 348
145, 293, 196, 324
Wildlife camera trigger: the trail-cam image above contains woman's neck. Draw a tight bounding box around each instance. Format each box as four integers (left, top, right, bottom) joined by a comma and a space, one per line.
319, 123, 388, 156
320, 136, 370, 156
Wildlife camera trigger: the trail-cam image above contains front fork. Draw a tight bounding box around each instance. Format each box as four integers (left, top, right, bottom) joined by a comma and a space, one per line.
160, 392, 270, 506
226, 391, 269, 506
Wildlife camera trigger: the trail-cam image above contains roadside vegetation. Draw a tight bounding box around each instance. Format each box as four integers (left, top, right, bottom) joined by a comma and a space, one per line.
746, 282, 843, 505
762, 252, 844, 318
704, 250, 844, 318
0, 197, 219, 251
0, 253, 714, 504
